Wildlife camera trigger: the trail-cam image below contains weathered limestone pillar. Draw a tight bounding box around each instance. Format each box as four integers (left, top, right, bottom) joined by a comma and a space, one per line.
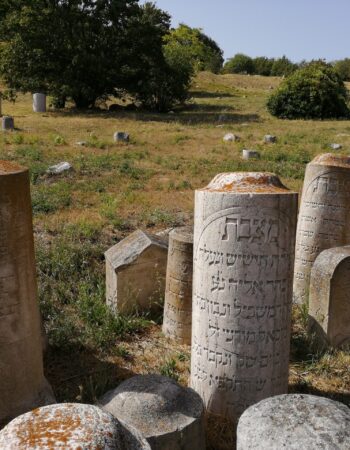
0, 403, 151, 449
191, 172, 298, 423
308, 246, 350, 349
237, 394, 350, 449
0, 161, 54, 426
293, 154, 350, 304
33, 93, 46, 113
162, 226, 193, 345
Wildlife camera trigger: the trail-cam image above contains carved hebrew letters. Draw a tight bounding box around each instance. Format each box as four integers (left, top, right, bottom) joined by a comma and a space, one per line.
191, 174, 297, 423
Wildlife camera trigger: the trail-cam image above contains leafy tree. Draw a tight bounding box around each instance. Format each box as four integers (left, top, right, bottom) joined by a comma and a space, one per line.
0, 0, 190, 110
223, 53, 254, 74
334, 58, 350, 81
252, 56, 274, 76
267, 61, 349, 119
164, 23, 223, 73
270, 56, 297, 76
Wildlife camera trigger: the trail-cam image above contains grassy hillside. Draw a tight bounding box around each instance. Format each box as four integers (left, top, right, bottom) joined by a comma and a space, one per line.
1, 72, 349, 449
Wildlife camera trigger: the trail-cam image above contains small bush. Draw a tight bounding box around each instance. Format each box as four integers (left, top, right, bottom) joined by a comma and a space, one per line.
267, 61, 349, 119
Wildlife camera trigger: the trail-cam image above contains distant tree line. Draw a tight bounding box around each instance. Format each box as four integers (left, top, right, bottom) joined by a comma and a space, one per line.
0, 1, 224, 111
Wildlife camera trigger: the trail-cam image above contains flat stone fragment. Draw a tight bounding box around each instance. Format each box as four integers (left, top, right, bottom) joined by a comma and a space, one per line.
264, 134, 276, 143
242, 149, 260, 160
309, 246, 350, 349
330, 143, 342, 150
47, 161, 72, 175
223, 133, 240, 142
114, 131, 129, 142
99, 374, 206, 450
162, 226, 193, 345
0, 403, 150, 449
237, 394, 350, 450
33, 93, 46, 113
0, 161, 55, 427
76, 141, 87, 146
293, 153, 350, 304
2, 116, 14, 130
105, 230, 168, 315
191, 172, 298, 423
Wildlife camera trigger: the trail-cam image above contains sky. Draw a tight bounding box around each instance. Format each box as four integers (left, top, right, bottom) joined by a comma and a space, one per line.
140, 0, 350, 63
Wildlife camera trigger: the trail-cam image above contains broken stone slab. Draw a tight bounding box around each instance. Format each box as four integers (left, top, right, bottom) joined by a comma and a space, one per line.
242, 149, 260, 160
47, 161, 72, 175
237, 394, 350, 450
223, 133, 240, 142
0, 161, 55, 427
293, 154, 350, 304
264, 134, 276, 143
105, 230, 168, 315
309, 246, 350, 349
2, 116, 14, 131
99, 374, 206, 450
330, 143, 342, 150
33, 93, 46, 113
162, 226, 193, 345
0, 403, 151, 449
76, 140, 87, 146
114, 131, 129, 142
155, 228, 175, 245
191, 172, 298, 424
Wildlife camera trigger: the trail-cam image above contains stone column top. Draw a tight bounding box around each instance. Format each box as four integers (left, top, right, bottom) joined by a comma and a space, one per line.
312, 245, 350, 276
0, 160, 27, 175
201, 172, 293, 194
169, 226, 193, 243
311, 153, 350, 168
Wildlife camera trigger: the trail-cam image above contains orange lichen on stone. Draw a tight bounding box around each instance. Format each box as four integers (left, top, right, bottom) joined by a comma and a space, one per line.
0, 160, 27, 175
202, 172, 291, 193
312, 153, 350, 168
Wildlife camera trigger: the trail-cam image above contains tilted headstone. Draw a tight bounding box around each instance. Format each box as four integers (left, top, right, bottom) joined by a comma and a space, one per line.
0, 161, 55, 426
105, 230, 168, 315
330, 143, 342, 150
237, 394, 350, 450
293, 154, 350, 304
223, 133, 240, 142
242, 149, 260, 160
264, 134, 276, 143
162, 226, 193, 345
191, 172, 298, 423
99, 374, 205, 450
2, 116, 14, 131
309, 246, 350, 349
0, 403, 151, 449
114, 131, 129, 142
33, 93, 46, 113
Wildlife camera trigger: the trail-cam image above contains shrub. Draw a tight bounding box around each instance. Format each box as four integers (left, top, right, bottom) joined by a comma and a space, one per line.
267, 61, 349, 119
223, 53, 254, 74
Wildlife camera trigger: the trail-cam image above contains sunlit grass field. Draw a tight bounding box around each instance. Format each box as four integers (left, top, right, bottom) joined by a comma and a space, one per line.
1, 71, 349, 449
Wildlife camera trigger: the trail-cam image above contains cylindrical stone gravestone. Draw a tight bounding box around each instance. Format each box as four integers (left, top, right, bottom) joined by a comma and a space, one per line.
0, 161, 54, 426
162, 226, 193, 345
237, 394, 350, 450
0, 403, 151, 449
191, 172, 298, 423
2, 116, 14, 131
33, 93, 46, 113
293, 153, 350, 305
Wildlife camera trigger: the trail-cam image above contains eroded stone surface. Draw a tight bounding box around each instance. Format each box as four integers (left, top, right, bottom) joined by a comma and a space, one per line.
0, 403, 150, 449
223, 133, 240, 142
191, 172, 298, 423
114, 131, 129, 142
47, 161, 72, 175
293, 153, 350, 304
309, 246, 350, 348
105, 230, 168, 314
0, 161, 55, 426
99, 375, 205, 450
162, 226, 193, 345
237, 394, 350, 450
33, 93, 46, 113
264, 135, 276, 143
2, 116, 14, 131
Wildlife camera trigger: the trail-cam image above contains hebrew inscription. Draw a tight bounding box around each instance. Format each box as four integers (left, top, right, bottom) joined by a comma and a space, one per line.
191, 178, 297, 423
